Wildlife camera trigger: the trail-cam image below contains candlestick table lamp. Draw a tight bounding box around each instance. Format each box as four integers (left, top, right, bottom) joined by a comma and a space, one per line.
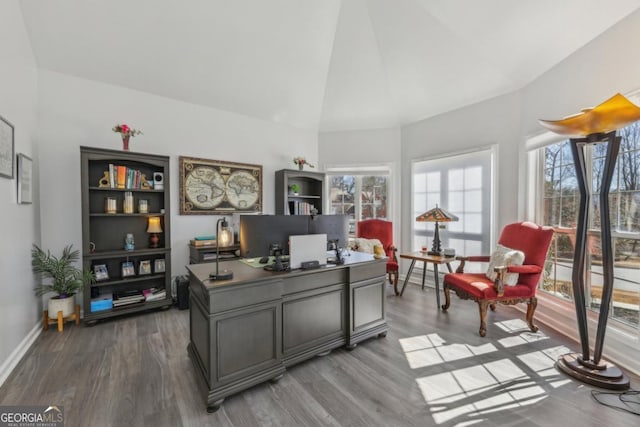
147, 216, 163, 248
539, 93, 640, 390
209, 217, 234, 281
416, 205, 458, 255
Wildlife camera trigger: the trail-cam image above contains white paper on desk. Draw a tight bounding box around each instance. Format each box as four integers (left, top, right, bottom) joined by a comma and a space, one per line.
289, 234, 327, 269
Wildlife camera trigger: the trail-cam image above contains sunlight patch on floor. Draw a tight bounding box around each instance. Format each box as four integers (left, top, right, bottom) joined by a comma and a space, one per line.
399, 333, 497, 369
416, 359, 549, 424
498, 331, 549, 348
403, 321, 574, 424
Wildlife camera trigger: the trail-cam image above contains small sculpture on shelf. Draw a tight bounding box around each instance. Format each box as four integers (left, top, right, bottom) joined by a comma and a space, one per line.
124, 233, 135, 251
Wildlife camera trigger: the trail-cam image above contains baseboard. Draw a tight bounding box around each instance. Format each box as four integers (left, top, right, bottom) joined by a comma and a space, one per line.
0, 322, 41, 388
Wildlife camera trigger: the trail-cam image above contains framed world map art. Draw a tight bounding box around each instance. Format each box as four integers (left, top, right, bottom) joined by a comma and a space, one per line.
179, 156, 262, 215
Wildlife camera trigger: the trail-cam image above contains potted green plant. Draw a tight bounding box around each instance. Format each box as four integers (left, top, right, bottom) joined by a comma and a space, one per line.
31, 244, 95, 318
289, 183, 300, 195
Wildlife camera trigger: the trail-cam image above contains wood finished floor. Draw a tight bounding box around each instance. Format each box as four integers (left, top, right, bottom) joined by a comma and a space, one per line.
2, 284, 639, 427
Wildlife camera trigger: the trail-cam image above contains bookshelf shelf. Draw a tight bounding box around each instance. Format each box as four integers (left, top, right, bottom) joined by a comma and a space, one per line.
275, 169, 325, 215
81, 146, 172, 324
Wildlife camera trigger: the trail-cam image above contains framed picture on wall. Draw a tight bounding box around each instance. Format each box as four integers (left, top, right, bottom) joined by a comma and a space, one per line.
17, 153, 33, 204
0, 115, 14, 179
179, 156, 262, 215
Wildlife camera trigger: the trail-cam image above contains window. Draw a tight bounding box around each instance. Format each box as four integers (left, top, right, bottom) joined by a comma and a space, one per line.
412, 148, 494, 262
535, 123, 640, 327
326, 166, 391, 236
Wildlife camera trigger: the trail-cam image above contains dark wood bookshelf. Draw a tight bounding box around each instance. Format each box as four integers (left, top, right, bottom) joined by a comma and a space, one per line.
80, 146, 172, 324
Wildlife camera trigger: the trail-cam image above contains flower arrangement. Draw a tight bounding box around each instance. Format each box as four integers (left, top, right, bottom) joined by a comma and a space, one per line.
112, 123, 143, 138
293, 156, 314, 170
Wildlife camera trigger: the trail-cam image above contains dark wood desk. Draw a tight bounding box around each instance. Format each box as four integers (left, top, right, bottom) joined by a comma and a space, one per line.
399, 252, 454, 307
186, 252, 388, 412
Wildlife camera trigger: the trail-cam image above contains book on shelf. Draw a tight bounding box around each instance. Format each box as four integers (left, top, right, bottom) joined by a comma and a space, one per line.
104, 164, 147, 190
116, 165, 127, 189
113, 289, 144, 306
202, 252, 235, 261
143, 287, 166, 302
113, 298, 144, 307
288, 200, 314, 215
190, 239, 217, 247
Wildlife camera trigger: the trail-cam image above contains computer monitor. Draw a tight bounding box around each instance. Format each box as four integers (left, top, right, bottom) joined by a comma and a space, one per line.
239, 214, 350, 258
309, 214, 349, 249
239, 215, 308, 258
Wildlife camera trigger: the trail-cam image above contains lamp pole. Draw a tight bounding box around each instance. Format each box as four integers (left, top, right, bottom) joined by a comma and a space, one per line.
209, 217, 234, 281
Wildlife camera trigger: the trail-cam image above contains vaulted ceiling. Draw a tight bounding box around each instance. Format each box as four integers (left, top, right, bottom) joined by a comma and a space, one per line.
19, 0, 640, 131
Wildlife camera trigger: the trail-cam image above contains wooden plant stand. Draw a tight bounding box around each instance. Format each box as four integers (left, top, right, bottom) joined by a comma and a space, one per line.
43, 305, 80, 332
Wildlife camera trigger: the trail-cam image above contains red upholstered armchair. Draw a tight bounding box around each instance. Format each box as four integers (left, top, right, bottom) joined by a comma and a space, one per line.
442, 222, 554, 337
356, 219, 399, 295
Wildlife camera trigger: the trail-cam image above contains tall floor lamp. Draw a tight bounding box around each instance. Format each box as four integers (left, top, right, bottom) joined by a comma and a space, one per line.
539, 93, 640, 390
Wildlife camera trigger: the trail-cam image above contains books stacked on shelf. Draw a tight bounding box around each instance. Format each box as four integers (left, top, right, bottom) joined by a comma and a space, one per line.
143, 287, 167, 302
190, 235, 217, 246
112, 289, 145, 308
202, 252, 236, 261
107, 164, 149, 189
288, 200, 315, 215
90, 293, 113, 312
190, 239, 217, 247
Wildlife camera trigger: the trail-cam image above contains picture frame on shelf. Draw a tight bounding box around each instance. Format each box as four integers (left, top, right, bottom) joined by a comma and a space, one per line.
138, 260, 152, 275
93, 264, 109, 281
154, 258, 165, 273
0, 115, 14, 179
17, 153, 33, 204
179, 156, 262, 215
121, 261, 135, 277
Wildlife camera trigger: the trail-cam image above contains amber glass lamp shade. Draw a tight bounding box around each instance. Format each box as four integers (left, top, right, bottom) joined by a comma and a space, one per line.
147, 216, 163, 248
538, 93, 640, 136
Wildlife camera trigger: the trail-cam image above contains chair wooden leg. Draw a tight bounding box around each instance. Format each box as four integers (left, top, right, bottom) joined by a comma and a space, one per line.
74, 304, 81, 325
43, 310, 49, 331
392, 271, 399, 296
441, 284, 451, 311
526, 297, 539, 333
478, 300, 489, 337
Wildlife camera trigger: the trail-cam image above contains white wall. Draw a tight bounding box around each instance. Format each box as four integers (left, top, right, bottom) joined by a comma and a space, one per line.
36, 70, 319, 287
0, 0, 39, 382
319, 127, 402, 247
401, 92, 522, 249
521, 9, 640, 135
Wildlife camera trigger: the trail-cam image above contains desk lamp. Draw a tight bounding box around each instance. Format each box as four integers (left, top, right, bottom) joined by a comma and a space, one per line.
209, 217, 234, 281
416, 205, 458, 255
539, 93, 640, 390
146, 216, 163, 248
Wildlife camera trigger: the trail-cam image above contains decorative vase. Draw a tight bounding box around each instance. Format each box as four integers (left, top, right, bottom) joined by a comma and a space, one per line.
298, 164, 303, 171
122, 135, 130, 151
48, 296, 75, 319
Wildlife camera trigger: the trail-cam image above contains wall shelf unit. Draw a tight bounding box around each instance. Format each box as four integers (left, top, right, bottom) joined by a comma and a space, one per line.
80, 146, 172, 324
275, 169, 325, 215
